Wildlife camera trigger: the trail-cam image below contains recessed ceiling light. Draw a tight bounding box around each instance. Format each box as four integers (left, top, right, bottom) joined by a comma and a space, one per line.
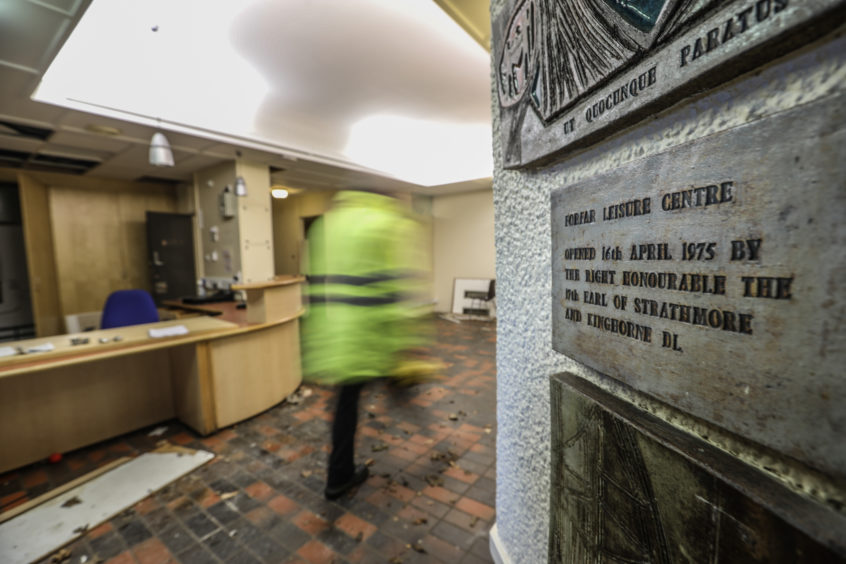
344, 114, 492, 186
84, 124, 122, 136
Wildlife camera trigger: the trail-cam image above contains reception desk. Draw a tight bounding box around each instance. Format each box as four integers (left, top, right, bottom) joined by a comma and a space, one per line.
0, 276, 305, 474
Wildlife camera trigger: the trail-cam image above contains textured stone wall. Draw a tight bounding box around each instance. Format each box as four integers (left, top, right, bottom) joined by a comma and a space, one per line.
489, 0, 846, 559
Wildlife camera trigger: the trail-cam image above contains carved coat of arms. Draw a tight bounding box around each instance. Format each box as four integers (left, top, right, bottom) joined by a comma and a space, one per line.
495, 0, 842, 166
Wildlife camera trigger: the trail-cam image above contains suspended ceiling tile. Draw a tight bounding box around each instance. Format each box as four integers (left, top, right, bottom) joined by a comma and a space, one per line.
167, 153, 227, 175
191, 143, 240, 159
0, 65, 39, 98
88, 161, 191, 182
49, 130, 132, 154
55, 115, 216, 154
55, 112, 155, 141
0, 69, 67, 125
196, 143, 278, 163
40, 141, 112, 162
30, 0, 89, 16
81, 163, 133, 179
87, 144, 195, 180
0, 135, 45, 154
0, 1, 70, 71
95, 143, 191, 168
1, 97, 70, 126
158, 132, 221, 153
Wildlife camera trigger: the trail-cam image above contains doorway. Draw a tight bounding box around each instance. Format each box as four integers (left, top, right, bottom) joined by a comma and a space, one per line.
0, 183, 35, 341
146, 211, 197, 304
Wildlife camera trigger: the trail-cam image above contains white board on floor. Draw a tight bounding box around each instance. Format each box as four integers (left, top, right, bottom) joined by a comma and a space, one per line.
0, 448, 213, 564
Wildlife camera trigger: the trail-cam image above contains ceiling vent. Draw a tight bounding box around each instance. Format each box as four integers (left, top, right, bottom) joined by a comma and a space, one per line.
134, 176, 183, 186
0, 148, 99, 175
0, 149, 29, 167
0, 120, 53, 141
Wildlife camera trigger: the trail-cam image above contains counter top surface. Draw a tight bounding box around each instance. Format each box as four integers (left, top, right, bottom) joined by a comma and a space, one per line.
231, 275, 305, 291
0, 316, 237, 377
162, 300, 248, 326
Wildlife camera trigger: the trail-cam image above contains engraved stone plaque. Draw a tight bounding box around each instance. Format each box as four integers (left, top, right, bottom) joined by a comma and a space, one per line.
551, 94, 846, 477
494, 0, 846, 167
550, 373, 846, 563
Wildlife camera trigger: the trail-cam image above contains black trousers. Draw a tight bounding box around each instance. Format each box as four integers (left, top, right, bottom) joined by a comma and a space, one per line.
327, 383, 364, 488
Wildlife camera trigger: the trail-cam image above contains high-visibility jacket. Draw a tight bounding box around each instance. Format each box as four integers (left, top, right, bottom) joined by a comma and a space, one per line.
302, 190, 424, 385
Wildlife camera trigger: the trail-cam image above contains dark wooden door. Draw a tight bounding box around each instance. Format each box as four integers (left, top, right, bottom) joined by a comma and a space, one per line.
146, 211, 196, 303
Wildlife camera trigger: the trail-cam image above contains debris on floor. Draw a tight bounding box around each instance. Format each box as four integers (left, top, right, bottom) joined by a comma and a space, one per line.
0, 443, 213, 564
147, 426, 168, 437
60, 496, 82, 508
285, 386, 313, 405
0, 316, 497, 563
49, 548, 71, 563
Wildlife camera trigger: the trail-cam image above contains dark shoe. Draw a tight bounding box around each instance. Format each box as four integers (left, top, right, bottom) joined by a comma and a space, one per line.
324, 465, 369, 500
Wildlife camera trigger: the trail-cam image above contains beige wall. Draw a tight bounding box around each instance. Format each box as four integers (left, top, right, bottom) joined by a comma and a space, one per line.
17, 172, 61, 336
431, 189, 496, 312
270, 188, 491, 313
49, 185, 177, 316
235, 160, 274, 283
9, 169, 181, 333
193, 162, 241, 286
271, 190, 335, 275
194, 160, 275, 286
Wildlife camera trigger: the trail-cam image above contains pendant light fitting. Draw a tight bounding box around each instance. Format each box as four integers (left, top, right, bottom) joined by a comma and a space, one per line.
149, 131, 174, 167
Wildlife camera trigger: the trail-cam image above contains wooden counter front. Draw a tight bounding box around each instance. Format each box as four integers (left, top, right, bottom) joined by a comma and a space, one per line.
0, 310, 303, 473
171, 310, 304, 434
232, 275, 305, 325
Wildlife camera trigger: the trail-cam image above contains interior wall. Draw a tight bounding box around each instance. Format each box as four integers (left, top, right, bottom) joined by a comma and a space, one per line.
235, 160, 274, 283
193, 162, 241, 288
174, 184, 203, 284
13, 170, 178, 334
410, 194, 435, 306
272, 191, 436, 310
17, 172, 61, 336
48, 183, 178, 316
271, 190, 335, 276
431, 189, 496, 312
0, 183, 34, 341
489, 3, 846, 561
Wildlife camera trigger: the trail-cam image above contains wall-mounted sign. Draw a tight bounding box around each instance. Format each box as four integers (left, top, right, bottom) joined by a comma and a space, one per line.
494, 0, 845, 167
551, 95, 846, 478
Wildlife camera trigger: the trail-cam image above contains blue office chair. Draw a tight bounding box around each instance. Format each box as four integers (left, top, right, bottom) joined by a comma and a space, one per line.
100, 289, 160, 329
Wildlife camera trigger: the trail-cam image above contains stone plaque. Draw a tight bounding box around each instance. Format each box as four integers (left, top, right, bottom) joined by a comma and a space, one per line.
550, 373, 846, 563
494, 0, 846, 167
551, 94, 846, 477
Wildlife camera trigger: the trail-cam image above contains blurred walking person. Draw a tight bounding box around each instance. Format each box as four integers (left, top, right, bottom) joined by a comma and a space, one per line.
302, 189, 427, 500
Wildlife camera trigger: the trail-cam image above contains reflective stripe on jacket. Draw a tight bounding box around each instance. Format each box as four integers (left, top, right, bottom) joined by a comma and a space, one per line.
301, 191, 421, 384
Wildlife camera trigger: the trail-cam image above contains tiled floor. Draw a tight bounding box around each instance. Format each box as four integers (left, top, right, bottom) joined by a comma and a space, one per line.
0, 316, 497, 564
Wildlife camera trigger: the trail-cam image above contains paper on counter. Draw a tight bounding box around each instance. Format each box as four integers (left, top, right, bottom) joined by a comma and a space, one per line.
148, 325, 189, 338
24, 343, 54, 354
